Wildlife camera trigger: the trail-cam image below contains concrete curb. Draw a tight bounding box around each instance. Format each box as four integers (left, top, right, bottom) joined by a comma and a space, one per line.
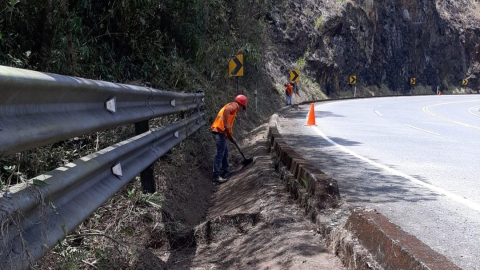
346, 210, 461, 270
267, 113, 461, 270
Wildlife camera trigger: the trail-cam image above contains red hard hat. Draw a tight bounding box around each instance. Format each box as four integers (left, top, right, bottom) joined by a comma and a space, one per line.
235, 94, 248, 108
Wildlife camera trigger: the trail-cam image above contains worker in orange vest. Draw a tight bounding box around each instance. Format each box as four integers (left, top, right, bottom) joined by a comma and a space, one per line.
211, 95, 248, 183
285, 82, 294, 105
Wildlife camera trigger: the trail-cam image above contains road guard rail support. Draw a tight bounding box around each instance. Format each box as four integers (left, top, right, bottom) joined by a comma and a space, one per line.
0, 66, 205, 269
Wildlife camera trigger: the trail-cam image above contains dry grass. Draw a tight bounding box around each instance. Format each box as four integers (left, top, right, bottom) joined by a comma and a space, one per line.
36, 178, 166, 269
436, 0, 480, 23
410, 85, 435, 95
0, 124, 136, 188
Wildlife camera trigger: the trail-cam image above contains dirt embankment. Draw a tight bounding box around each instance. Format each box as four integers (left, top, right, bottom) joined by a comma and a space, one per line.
160, 119, 347, 270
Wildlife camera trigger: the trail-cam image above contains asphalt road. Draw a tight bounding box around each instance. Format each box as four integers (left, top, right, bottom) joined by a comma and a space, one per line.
277, 95, 480, 270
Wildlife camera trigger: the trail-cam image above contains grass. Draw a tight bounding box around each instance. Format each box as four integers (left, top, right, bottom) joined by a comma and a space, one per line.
0, 124, 136, 186
315, 16, 324, 29
38, 179, 165, 269
410, 85, 435, 95
301, 76, 328, 100
297, 58, 306, 69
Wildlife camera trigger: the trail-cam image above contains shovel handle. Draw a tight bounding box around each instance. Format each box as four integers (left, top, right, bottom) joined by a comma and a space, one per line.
233, 141, 247, 159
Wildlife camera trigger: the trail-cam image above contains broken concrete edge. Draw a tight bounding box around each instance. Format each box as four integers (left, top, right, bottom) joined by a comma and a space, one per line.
267, 113, 461, 270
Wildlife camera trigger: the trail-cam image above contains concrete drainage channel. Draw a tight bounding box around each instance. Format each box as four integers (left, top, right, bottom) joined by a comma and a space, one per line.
267, 113, 461, 270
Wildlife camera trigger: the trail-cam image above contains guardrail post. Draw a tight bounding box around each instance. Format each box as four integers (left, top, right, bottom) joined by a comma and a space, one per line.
135, 120, 156, 193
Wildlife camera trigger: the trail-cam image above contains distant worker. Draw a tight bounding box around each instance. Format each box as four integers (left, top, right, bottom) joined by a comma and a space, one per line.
285, 82, 294, 105
211, 95, 248, 183
291, 81, 298, 94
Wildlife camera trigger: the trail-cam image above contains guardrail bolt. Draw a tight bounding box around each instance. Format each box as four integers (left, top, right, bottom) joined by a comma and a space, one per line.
105, 97, 117, 113
112, 163, 123, 177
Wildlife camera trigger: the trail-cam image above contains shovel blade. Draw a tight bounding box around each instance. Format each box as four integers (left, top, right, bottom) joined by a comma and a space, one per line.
242, 157, 254, 166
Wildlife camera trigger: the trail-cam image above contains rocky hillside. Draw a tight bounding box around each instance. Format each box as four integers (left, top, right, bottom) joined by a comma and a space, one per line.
265, 0, 480, 99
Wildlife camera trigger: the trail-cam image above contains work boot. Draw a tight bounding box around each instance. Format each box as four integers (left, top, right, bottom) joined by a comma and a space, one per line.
213, 173, 228, 184
220, 170, 231, 179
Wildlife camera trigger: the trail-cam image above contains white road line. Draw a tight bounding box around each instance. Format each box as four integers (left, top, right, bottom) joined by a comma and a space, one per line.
468, 106, 480, 118
311, 105, 480, 213
403, 124, 441, 136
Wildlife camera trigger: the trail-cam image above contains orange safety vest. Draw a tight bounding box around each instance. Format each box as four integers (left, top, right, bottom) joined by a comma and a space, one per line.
286, 84, 293, 96
211, 102, 240, 136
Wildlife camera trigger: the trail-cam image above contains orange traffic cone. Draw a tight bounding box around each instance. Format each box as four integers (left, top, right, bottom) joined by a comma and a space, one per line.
306, 103, 316, 126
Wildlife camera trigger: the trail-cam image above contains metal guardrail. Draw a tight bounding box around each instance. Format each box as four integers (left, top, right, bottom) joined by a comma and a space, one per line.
0, 66, 204, 157
0, 66, 206, 269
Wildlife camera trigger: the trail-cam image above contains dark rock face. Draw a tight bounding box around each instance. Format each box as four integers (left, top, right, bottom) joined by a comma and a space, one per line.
323, 0, 480, 93
271, 0, 480, 95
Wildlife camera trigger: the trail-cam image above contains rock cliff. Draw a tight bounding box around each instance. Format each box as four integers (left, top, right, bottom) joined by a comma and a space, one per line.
267, 0, 480, 97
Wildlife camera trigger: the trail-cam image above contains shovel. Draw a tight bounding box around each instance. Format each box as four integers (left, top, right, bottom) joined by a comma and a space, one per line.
233, 141, 254, 166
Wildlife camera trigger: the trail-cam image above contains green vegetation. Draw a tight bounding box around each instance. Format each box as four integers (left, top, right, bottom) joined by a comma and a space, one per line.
297, 57, 306, 69
298, 47, 311, 69
301, 76, 327, 100
315, 16, 324, 29
301, 178, 308, 187
2, 0, 207, 85
0, 0, 274, 90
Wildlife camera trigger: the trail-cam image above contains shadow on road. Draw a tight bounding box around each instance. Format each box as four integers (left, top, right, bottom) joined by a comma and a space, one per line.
280, 106, 345, 120
280, 132, 440, 206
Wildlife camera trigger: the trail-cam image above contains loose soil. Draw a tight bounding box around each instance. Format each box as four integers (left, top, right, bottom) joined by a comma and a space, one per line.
156, 121, 346, 269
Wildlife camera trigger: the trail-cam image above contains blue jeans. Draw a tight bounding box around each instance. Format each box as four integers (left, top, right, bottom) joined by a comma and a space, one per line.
285, 95, 292, 105
213, 133, 229, 177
